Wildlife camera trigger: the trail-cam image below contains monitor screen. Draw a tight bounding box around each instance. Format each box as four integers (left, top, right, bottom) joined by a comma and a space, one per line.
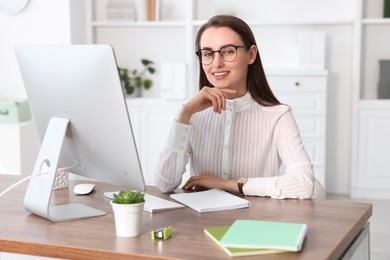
15, 44, 145, 221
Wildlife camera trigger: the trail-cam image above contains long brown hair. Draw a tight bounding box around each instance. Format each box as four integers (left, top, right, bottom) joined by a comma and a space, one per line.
195, 15, 280, 106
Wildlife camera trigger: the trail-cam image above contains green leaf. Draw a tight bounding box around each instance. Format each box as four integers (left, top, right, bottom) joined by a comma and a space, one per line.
112, 189, 144, 204
141, 59, 153, 66
148, 67, 156, 74
126, 87, 134, 95
119, 68, 128, 80
144, 79, 153, 89
124, 81, 134, 95
135, 77, 142, 87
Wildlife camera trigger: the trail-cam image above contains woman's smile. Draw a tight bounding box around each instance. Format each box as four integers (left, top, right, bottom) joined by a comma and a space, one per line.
212, 70, 229, 79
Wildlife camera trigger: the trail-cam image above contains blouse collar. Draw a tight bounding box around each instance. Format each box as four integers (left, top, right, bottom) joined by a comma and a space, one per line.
226, 91, 253, 112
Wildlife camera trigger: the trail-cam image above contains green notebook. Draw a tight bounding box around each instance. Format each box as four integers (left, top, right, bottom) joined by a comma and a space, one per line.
204, 226, 285, 257
219, 220, 307, 252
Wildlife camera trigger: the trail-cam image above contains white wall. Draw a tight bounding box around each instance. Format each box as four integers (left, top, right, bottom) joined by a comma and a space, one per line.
0, 0, 84, 99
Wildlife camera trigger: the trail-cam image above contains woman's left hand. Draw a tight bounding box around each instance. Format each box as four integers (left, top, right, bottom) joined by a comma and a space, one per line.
182, 173, 237, 193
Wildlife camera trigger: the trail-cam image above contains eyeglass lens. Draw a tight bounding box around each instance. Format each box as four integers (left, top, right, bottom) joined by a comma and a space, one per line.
199, 45, 239, 65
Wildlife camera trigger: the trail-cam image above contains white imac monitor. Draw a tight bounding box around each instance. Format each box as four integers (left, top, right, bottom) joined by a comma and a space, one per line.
15, 44, 145, 222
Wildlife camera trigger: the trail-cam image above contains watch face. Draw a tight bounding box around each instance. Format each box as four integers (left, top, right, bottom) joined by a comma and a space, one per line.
0, 0, 29, 14
237, 177, 248, 184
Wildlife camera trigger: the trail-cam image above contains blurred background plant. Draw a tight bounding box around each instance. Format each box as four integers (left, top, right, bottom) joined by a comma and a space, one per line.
119, 59, 156, 95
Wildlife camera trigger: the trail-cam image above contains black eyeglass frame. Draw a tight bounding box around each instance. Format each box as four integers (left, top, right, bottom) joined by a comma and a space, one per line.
195, 44, 249, 65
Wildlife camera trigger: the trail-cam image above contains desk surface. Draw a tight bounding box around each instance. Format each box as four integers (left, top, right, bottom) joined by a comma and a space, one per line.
0, 176, 372, 260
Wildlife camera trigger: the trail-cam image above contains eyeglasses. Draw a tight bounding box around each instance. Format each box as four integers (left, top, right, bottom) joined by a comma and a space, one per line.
196, 44, 249, 65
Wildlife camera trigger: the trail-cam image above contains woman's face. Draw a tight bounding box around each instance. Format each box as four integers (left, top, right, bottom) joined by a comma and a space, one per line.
199, 26, 257, 99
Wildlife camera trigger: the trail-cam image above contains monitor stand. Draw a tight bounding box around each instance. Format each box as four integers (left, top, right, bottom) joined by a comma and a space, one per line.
23, 117, 106, 222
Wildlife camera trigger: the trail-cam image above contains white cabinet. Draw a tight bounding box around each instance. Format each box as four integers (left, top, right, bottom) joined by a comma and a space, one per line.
350, 0, 390, 199
0, 121, 39, 176
351, 101, 390, 199
127, 98, 183, 185
267, 70, 328, 187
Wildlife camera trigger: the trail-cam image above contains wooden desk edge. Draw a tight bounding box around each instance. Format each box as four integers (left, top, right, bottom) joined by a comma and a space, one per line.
329, 202, 372, 259
0, 238, 173, 260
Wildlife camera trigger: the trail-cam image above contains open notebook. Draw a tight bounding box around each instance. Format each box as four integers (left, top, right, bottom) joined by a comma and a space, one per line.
170, 189, 251, 213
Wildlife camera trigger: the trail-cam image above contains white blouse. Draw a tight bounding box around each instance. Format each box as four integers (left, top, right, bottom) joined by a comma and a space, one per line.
154, 92, 314, 199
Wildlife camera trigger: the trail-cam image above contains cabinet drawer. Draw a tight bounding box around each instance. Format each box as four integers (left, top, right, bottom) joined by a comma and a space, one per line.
0, 152, 20, 175
0, 126, 20, 151
0, 141, 20, 152
268, 76, 326, 92
275, 92, 326, 115
268, 76, 326, 114
295, 115, 326, 138
0, 126, 20, 142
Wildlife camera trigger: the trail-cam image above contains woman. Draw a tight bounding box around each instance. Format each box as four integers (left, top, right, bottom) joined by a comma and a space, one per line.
154, 15, 314, 199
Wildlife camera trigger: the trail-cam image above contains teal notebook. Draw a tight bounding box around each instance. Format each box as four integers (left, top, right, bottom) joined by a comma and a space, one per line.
204, 226, 285, 257
219, 220, 307, 252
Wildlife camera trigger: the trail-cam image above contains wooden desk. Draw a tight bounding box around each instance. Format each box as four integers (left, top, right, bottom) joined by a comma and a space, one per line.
0, 176, 372, 260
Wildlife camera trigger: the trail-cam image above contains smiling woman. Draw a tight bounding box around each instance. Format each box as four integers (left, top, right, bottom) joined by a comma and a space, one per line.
154, 15, 315, 200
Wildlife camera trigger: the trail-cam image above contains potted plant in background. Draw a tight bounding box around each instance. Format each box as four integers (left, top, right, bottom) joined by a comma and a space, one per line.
119, 59, 156, 97
110, 189, 145, 237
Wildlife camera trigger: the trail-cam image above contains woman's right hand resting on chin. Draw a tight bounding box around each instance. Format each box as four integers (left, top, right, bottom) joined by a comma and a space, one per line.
178, 87, 236, 124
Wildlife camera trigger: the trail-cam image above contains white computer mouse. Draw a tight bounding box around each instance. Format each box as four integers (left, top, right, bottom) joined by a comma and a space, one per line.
73, 183, 96, 195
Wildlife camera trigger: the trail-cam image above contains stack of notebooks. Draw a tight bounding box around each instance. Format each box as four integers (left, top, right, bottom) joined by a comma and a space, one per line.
204, 219, 307, 257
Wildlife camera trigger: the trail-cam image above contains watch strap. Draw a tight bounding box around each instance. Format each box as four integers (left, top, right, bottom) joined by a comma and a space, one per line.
237, 177, 247, 195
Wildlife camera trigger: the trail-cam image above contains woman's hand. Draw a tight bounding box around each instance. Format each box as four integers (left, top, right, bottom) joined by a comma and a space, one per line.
182, 173, 237, 193
178, 87, 236, 124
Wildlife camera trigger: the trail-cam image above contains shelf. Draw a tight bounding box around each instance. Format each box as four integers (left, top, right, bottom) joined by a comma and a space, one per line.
265, 69, 328, 76
362, 18, 390, 24
249, 19, 354, 26
91, 20, 187, 28
192, 19, 354, 27
359, 99, 390, 108
93, 19, 355, 28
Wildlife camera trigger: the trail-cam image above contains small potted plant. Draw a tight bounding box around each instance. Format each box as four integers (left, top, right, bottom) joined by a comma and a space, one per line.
119, 59, 156, 96
110, 189, 145, 237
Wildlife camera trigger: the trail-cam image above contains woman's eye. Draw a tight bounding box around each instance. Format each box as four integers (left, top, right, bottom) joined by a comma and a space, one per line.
222, 49, 235, 56
203, 51, 212, 58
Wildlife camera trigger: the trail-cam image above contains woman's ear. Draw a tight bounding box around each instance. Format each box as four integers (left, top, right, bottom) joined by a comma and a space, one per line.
248, 45, 257, 64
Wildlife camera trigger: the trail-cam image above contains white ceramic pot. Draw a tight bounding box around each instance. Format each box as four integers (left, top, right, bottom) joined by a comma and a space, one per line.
111, 201, 144, 237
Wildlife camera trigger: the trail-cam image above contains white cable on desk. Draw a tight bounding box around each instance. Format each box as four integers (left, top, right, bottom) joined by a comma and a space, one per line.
0, 164, 78, 198
0, 172, 45, 198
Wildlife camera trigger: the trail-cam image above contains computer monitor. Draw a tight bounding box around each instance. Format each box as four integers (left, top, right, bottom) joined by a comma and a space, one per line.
15, 44, 145, 222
